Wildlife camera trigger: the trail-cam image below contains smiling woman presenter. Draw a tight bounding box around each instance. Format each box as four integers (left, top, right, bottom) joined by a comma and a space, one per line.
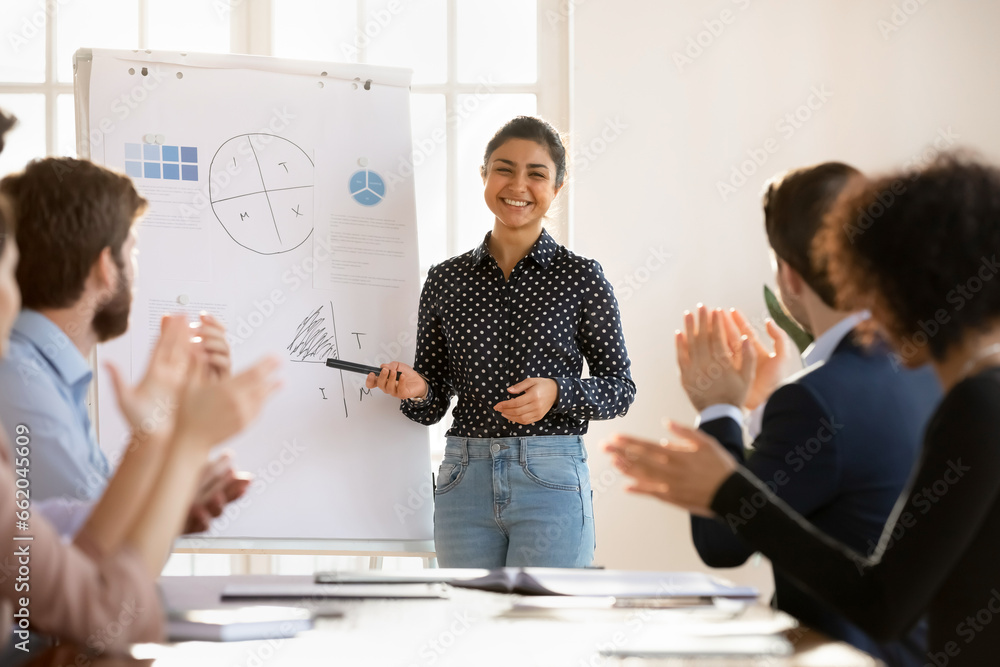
367, 116, 636, 568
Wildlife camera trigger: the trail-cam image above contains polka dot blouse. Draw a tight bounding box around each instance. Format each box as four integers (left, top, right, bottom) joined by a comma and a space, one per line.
401, 229, 636, 437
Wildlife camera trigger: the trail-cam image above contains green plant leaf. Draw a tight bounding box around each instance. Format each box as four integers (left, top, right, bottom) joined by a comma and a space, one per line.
764, 284, 813, 354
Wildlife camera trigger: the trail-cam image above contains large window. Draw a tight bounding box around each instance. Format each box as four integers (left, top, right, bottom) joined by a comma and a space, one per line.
0, 0, 569, 573
0, 0, 569, 264
0, 0, 234, 179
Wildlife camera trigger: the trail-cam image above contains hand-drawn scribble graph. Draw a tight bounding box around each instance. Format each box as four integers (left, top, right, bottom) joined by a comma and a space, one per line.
287, 305, 338, 362
287, 301, 367, 417
209, 134, 313, 255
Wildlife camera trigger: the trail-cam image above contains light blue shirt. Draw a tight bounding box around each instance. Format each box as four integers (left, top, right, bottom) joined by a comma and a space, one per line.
0, 309, 110, 502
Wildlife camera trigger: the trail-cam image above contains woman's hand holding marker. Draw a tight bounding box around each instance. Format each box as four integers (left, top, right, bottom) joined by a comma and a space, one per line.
365, 361, 429, 401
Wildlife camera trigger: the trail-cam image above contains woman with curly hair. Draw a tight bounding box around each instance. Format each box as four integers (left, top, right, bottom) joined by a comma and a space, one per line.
608, 152, 1000, 666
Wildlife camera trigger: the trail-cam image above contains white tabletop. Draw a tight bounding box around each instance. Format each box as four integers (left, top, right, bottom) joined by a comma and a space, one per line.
136, 574, 880, 667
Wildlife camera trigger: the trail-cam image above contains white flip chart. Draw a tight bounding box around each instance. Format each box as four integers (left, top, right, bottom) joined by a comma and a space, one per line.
75, 49, 433, 550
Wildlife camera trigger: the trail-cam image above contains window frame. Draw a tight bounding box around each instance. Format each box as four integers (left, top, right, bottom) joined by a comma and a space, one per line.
238, 0, 572, 253
1, 0, 571, 249
0, 0, 570, 574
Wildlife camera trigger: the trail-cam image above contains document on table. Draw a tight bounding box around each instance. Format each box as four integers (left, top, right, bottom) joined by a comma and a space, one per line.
314, 568, 489, 585
452, 568, 759, 599
221, 582, 449, 600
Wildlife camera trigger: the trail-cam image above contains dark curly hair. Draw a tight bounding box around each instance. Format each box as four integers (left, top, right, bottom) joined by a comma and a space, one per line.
817, 151, 1000, 362
481, 116, 567, 189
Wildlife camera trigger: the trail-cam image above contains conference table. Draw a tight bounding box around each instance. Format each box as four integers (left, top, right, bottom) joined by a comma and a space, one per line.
23, 575, 880, 666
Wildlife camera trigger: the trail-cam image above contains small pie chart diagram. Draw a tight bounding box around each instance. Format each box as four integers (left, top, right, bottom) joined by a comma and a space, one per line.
350, 169, 386, 206
209, 134, 314, 255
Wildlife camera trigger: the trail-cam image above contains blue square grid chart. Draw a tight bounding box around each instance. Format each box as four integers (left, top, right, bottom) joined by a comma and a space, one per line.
124, 143, 198, 182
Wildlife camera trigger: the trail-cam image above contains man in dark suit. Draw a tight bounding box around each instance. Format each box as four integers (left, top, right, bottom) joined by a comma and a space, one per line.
678, 162, 941, 667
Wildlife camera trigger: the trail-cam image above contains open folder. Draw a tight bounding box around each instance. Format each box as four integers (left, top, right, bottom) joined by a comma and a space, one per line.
451, 568, 758, 599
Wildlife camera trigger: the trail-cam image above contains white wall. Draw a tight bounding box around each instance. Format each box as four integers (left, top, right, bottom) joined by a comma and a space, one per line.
571, 0, 1000, 589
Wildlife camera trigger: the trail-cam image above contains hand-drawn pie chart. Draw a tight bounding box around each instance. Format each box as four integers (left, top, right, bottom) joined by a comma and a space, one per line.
209, 134, 314, 255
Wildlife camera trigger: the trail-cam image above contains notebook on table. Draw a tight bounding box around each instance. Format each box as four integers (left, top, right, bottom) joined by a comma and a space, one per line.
168, 606, 314, 642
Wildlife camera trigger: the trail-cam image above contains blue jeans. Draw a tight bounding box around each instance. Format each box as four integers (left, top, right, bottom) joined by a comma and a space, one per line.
433, 436, 595, 568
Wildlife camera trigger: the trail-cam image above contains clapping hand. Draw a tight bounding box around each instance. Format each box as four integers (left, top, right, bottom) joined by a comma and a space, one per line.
105, 314, 194, 442
676, 305, 756, 412
729, 309, 793, 410
193, 312, 232, 380
183, 451, 253, 534
173, 353, 283, 451
603, 422, 737, 517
